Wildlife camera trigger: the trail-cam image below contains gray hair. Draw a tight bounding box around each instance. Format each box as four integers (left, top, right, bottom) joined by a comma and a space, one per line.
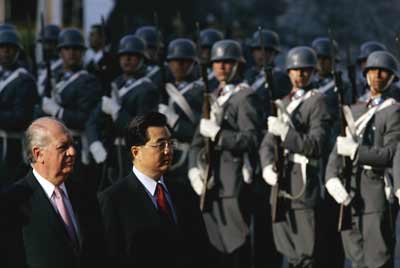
24, 117, 70, 163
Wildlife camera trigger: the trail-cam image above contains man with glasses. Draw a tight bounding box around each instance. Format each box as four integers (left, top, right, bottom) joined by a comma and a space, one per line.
99, 112, 210, 268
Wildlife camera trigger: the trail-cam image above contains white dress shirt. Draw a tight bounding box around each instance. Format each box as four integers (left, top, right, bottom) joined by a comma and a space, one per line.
32, 169, 80, 237
132, 166, 177, 223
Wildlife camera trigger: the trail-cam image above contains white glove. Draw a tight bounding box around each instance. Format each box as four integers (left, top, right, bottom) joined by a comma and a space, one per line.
337, 136, 358, 160
188, 168, 205, 195
42, 97, 61, 117
199, 118, 221, 141
158, 104, 179, 127
242, 167, 252, 184
89, 141, 107, 164
326, 177, 354, 206
101, 96, 121, 121
268, 116, 289, 140
262, 165, 278, 186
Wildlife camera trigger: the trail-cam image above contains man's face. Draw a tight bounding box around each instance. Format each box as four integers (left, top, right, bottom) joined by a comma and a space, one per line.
60, 47, 83, 68
119, 54, 141, 75
317, 56, 332, 77
132, 126, 173, 176
212, 60, 236, 82
168, 59, 193, 81
43, 41, 58, 58
201, 47, 211, 63
89, 29, 104, 50
252, 48, 275, 67
36, 125, 76, 181
367, 68, 393, 94
288, 68, 314, 89
0, 44, 18, 66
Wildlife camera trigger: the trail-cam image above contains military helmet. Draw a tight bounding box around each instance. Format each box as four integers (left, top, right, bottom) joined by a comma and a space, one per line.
57, 28, 86, 50
249, 29, 280, 52
166, 38, 197, 61
200, 28, 224, 48
311, 37, 339, 60
363, 51, 398, 79
0, 29, 22, 50
135, 26, 161, 49
210, 39, 245, 63
286, 46, 317, 70
118, 35, 147, 58
38, 24, 61, 43
357, 41, 386, 62
0, 23, 16, 32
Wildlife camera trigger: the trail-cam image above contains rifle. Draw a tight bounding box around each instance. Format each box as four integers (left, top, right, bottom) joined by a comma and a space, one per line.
196, 22, 213, 211
346, 46, 357, 104
154, 12, 168, 104
40, 13, 53, 98
259, 26, 284, 223
328, 30, 352, 231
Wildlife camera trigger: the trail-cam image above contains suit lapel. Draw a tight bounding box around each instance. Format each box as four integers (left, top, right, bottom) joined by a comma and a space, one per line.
24, 172, 79, 252
65, 181, 83, 249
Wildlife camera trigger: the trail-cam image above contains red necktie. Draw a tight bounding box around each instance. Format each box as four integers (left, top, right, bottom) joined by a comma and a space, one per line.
155, 183, 174, 223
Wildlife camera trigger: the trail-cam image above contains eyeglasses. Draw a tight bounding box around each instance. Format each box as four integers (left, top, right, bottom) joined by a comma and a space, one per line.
143, 139, 177, 150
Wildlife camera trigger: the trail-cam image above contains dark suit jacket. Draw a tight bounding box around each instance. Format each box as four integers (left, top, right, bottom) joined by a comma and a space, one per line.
99, 172, 210, 268
7, 171, 107, 268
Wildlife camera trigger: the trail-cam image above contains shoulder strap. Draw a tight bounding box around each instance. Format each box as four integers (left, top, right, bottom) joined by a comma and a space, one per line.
0, 68, 28, 94
165, 83, 196, 123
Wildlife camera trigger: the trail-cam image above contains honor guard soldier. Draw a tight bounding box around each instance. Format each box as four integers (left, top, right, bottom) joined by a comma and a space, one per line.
326, 51, 400, 268
86, 35, 158, 188
0, 28, 38, 184
198, 28, 224, 90
158, 38, 204, 184
135, 26, 164, 87
244, 29, 291, 120
356, 41, 387, 101
37, 24, 62, 97
37, 28, 102, 181
188, 40, 264, 268
84, 24, 118, 95
311, 36, 347, 268
260, 46, 330, 268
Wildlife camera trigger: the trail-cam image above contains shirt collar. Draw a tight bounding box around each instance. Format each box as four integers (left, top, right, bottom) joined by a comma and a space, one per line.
32, 169, 69, 199
132, 166, 168, 196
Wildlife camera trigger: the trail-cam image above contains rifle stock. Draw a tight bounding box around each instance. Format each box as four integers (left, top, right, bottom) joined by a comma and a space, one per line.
258, 26, 284, 223
328, 30, 353, 231
196, 22, 213, 211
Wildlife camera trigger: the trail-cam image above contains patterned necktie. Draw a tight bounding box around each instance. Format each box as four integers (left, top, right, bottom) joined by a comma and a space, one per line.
155, 183, 174, 223
53, 186, 78, 246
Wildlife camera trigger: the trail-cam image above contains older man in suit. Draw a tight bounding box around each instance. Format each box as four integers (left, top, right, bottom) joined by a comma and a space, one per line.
99, 112, 210, 268
7, 117, 107, 268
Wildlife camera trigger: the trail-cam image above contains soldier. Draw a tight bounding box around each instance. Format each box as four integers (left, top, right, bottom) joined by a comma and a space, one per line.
198, 28, 224, 90
244, 29, 291, 120
37, 24, 62, 97
86, 35, 159, 189
158, 38, 204, 184
37, 28, 102, 183
259, 46, 330, 268
135, 26, 164, 87
188, 40, 263, 268
310, 36, 346, 268
84, 24, 118, 95
356, 41, 387, 101
326, 51, 400, 268
0, 29, 38, 184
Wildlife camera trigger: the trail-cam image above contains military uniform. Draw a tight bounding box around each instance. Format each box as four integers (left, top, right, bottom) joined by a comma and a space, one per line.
0, 29, 38, 184
326, 51, 400, 268
188, 40, 263, 268
259, 47, 331, 268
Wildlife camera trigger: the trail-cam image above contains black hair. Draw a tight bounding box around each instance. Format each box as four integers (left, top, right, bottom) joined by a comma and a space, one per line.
125, 112, 168, 148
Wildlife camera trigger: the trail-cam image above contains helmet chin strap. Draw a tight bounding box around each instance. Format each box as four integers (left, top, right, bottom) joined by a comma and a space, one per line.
185, 61, 195, 77
225, 62, 238, 83
366, 72, 395, 93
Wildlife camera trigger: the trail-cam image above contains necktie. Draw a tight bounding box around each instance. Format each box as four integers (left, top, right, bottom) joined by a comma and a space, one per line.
53, 186, 78, 246
155, 183, 174, 223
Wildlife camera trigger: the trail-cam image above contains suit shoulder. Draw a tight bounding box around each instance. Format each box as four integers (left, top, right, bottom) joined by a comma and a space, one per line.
99, 175, 133, 201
